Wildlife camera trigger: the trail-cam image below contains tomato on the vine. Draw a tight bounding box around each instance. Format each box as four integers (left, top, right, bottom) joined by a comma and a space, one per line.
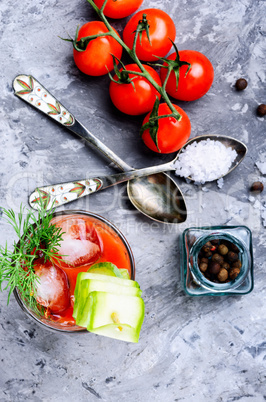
123, 9, 176, 62
160, 50, 214, 101
141, 103, 191, 154
73, 22, 122, 76
94, 0, 143, 19
109, 64, 161, 115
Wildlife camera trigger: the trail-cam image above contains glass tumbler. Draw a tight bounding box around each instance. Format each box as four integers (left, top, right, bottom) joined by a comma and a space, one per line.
13, 210, 135, 332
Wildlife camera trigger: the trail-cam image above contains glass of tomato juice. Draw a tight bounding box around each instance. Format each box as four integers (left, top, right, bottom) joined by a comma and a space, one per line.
13, 210, 135, 332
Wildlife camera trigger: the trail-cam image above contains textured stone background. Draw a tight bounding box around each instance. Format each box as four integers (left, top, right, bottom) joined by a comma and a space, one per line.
0, 0, 265, 401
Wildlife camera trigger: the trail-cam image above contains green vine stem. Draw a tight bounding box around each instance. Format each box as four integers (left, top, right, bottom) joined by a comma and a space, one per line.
83, 0, 181, 121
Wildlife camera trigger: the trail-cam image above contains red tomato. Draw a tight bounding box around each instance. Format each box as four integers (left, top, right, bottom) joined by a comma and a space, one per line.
73, 21, 122, 76
109, 64, 161, 115
141, 103, 191, 153
123, 8, 176, 62
160, 50, 214, 101
94, 0, 143, 19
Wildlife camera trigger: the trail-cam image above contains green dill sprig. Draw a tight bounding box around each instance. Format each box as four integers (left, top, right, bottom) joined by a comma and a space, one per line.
0, 203, 64, 313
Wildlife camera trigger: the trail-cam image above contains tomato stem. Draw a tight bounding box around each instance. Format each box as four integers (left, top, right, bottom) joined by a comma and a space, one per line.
162, 67, 172, 92
99, 0, 109, 13
150, 113, 181, 122
84, 0, 180, 118
75, 32, 113, 51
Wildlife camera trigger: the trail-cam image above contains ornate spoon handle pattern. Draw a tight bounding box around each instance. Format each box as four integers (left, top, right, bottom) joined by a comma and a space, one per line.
29, 178, 103, 210
13, 75, 74, 126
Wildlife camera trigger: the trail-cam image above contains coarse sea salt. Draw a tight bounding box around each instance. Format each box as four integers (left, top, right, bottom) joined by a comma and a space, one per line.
173, 139, 238, 183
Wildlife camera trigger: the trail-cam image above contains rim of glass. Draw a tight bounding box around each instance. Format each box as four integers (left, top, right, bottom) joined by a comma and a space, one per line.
13, 209, 135, 333
189, 232, 250, 291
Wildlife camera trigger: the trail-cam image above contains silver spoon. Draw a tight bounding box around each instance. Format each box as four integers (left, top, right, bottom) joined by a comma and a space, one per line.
13, 74, 187, 224
29, 134, 247, 214
13, 75, 247, 223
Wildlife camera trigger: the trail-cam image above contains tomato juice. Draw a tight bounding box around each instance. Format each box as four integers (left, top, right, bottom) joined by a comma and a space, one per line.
34, 213, 133, 328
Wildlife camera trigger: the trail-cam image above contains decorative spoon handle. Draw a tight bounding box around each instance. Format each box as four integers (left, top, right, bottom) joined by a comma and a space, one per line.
29, 162, 173, 210
13, 74, 132, 172
29, 178, 103, 210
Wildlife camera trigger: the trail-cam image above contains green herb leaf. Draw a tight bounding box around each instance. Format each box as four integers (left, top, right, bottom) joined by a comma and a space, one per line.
0, 203, 65, 313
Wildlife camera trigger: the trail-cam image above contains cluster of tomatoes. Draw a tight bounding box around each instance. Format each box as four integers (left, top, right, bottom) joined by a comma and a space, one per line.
72, 0, 214, 154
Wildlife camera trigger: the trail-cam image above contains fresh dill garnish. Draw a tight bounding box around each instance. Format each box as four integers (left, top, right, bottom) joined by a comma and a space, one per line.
0, 202, 64, 313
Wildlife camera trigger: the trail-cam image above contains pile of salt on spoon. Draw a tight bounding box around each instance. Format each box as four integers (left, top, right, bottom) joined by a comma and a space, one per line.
173, 139, 238, 184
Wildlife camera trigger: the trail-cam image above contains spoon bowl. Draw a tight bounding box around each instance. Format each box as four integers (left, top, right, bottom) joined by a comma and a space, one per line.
127, 173, 187, 224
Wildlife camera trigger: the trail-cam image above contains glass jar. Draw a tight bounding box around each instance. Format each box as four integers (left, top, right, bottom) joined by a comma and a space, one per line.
13, 210, 135, 333
181, 226, 253, 296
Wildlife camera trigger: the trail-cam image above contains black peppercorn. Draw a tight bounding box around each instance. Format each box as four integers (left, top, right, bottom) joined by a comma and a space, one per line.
250, 181, 264, 194
221, 262, 230, 270
202, 242, 212, 253
227, 251, 239, 262
232, 260, 242, 269
204, 251, 213, 258
257, 104, 266, 117
212, 253, 224, 265
235, 78, 248, 91
209, 261, 221, 275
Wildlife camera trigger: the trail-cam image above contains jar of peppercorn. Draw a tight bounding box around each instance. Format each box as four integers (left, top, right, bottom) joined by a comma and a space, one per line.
180, 226, 253, 296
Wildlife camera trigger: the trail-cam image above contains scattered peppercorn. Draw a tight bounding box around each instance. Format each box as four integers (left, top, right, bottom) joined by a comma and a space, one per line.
250, 181, 264, 194
257, 104, 266, 117
198, 239, 242, 283
235, 78, 248, 91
